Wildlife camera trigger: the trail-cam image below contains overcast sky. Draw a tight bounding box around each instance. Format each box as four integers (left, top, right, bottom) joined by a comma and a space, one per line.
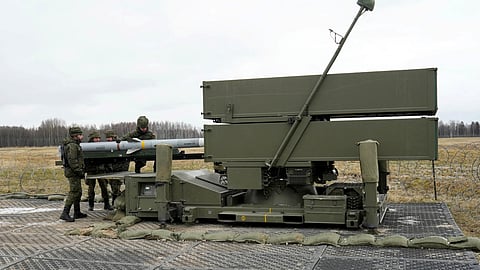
1, 0, 479, 129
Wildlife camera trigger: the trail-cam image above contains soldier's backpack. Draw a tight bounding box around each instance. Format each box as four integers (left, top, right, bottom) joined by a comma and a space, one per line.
60, 145, 69, 168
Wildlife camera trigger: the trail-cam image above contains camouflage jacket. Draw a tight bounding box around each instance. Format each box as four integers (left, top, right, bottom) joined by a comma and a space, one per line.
63, 137, 85, 178
121, 128, 155, 141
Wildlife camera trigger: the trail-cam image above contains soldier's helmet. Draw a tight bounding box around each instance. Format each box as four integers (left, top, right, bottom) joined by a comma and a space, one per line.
69, 126, 83, 136
104, 130, 116, 139
88, 131, 101, 141
137, 116, 149, 128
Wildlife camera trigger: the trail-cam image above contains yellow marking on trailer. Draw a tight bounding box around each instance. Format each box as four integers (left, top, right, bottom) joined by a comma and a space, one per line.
264, 209, 273, 223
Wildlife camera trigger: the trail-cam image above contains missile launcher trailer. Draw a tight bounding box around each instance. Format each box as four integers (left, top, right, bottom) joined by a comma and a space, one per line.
81, 0, 438, 229
82, 67, 438, 229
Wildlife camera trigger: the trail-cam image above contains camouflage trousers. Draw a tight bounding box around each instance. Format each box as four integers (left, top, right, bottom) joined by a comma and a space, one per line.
108, 179, 122, 200
86, 178, 109, 201
134, 160, 147, 173
64, 177, 82, 208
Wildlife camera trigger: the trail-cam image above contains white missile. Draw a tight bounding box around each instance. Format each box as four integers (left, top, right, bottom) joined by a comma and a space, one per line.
80, 138, 204, 154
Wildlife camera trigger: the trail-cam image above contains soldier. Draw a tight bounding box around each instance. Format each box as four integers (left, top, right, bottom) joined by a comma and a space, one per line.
121, 116, 156, 173
59, 126, 87, 222
104, 130, 128, 206
85, 131, 113, 211
104, 130, 116, 142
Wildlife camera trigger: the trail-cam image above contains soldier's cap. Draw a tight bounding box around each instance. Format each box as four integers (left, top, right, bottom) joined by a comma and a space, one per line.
88, 131, 101, 140
104, 130, 116, 138
137, 115, 149, 128
69, 126, 83, 136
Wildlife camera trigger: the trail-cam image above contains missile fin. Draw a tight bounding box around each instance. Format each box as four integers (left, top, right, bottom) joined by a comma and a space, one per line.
126, 148, 141, 154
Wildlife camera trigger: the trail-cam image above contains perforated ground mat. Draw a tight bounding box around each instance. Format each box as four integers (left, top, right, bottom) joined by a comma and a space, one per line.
0, 199, 479, 270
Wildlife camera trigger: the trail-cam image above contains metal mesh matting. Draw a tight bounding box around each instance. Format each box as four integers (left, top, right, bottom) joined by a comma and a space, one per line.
0, 199, 479, 270
2, 258, 145, 270
0, 257, 19, 266
158, 242, 324, 270
381, 203, 463, 237
38, 239, 188, 264
315, 245, 480, 270
161, 251, 315, 270
0, 243, 54, 257
323, 245, 477, 262
314, 257, 479, 270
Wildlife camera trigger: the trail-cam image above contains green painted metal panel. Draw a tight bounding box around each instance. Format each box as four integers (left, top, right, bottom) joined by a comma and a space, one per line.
204, 118, 438, 162
227, 167, 263, 190
203, 68, 437, 123
303, 195, 347, 224
124, 174, 159, 217
170, 170, 226, 206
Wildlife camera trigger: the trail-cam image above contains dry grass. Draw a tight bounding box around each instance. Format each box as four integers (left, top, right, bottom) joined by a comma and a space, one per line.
1, 138, 480, 237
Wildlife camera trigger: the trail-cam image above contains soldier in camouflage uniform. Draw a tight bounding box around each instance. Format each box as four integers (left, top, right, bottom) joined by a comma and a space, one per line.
60, 126, 87, 222
121, 116, 156, 173
85, 131, 113, 211
104, 130, 129, 206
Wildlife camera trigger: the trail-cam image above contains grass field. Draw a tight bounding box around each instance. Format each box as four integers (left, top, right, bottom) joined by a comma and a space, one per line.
1, 138, 479, 237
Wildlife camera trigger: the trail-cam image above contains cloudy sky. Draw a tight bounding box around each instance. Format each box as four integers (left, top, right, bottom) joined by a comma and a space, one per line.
1, 0, 479, 129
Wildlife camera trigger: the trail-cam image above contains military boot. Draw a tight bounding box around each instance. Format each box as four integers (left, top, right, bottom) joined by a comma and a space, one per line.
73, 202, 87, 219
88, 197, 94, 211
104, 200, 113, 210
60, 206, 74, 222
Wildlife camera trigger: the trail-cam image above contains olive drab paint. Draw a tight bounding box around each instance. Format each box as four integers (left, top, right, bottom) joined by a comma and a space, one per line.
78, 0, 438, 229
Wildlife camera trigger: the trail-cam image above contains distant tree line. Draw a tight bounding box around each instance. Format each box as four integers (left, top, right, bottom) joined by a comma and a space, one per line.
0, 118, 203, 147
438, 120, 480, 138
